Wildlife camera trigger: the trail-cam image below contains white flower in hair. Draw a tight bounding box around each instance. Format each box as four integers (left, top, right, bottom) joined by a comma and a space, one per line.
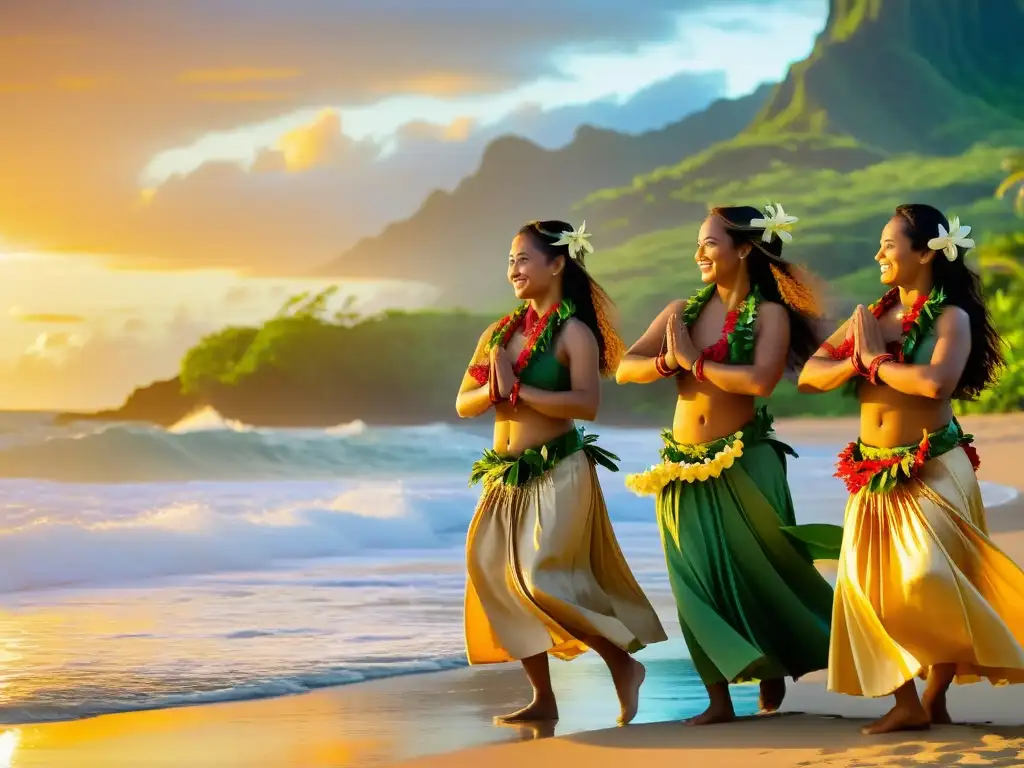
927, 216, 975, 262
749, 202, 798, 243
552, 220, 594, 262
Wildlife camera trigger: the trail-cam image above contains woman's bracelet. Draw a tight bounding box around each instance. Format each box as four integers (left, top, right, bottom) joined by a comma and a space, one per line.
509, 380, 522, 407
850, 353, 869, 378
693, 353, 707, 383
867, 353, 894, 385
654, 352, 677, 378
488, 366, 503, 404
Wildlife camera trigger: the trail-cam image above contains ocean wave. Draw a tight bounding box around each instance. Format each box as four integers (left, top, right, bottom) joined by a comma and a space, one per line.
167, 406, 253, 433
0, 410, 487, 482
0, 478, 480, 592
0, 474, 675, 594
0, 657, 469, 725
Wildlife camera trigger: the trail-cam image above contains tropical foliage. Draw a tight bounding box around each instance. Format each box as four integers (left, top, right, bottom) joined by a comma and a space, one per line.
956, 156, 1024, 415
996, 151, 1024, 215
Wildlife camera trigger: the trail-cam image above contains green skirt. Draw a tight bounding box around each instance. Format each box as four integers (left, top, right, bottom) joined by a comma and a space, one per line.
652, 407, 839, 685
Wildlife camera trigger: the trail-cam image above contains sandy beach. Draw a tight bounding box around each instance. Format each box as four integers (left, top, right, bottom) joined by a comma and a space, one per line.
2, 413, 1024, 767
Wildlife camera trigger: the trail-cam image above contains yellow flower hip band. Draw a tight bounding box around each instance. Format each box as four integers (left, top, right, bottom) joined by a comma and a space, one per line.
625, 432, 744, 496
625, 406, 790, 497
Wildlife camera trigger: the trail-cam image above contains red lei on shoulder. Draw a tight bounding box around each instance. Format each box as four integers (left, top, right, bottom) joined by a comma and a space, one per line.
824, 289, 928, 363
467, 302, 570, 384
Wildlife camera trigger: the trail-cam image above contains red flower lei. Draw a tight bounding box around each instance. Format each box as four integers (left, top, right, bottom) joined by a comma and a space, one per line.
835, 430, 981, 494
704, 310, 740, 363
693, 310, 738, 382
826, 288, 929, 363
834, 432, 931, 494
467, 301, 573, 385
680, 284, 760, 370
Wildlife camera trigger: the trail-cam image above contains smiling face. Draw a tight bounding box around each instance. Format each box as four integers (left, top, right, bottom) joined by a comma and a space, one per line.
695, 215, 749, 285
875, 216, 933, 287
508, 232, 562, 300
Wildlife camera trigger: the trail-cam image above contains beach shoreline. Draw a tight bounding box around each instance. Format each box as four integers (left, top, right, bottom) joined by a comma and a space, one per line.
1, 412, 1023, 767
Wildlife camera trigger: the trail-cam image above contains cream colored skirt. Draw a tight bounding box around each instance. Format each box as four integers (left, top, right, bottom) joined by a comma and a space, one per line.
464, 451, 667, 664
829, 448, 1024, 697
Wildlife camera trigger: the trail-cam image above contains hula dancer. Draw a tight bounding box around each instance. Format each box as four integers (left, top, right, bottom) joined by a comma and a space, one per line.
798, 203, 1024, 734
457, 220, 667, 726
616, 204, 841, 725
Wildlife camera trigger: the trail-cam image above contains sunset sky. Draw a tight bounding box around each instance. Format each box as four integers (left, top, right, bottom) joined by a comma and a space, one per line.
0, 0, 827, 410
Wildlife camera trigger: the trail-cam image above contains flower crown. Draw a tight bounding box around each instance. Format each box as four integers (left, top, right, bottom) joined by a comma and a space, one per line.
535, 221, 594, 264
749, 202, 798, 243
927, 215, 974, 262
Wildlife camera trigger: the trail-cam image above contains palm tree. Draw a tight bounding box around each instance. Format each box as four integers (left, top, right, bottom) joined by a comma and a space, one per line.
973, 235, 1024, 280
995, 151, 1024, 215
977, 151, 1024, 281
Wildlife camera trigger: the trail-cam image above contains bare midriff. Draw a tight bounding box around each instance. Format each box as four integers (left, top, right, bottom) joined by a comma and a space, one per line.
492, 407, 574, 455
858, 383, 952, 448
857, 308, 948, 448
667, 292, 756, 445
670, 375, 755, 445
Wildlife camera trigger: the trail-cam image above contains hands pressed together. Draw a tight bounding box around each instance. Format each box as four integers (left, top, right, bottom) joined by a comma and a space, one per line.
663, 313, 699, 373
846, 305, 894, 384
489, 346, 518, 401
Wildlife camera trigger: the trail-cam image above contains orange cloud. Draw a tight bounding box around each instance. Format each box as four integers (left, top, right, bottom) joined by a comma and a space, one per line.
10, 311, 87, 324
273, 109, 361, 172
399, 116, 478, 143
376, 71, 501, 97
177, 67, 302, 84
443, 116, 475, 141
55, 75, 100, 92
23, 330, 88, 361
0, 81, 37, 94
195, 91, 292, 103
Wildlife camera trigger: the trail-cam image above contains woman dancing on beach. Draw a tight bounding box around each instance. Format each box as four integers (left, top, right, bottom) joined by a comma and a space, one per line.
798, 203, 1024, 735
616, 204, 839, 725
457, 220, 667, 726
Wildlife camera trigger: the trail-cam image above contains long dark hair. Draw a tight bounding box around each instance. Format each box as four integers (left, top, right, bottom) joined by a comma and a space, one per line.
519, 220, 624, 375
894, 203, 1003, 399
709, 205, 821, 369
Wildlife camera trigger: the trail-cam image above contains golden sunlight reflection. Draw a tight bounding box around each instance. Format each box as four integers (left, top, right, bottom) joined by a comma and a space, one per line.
0, 251, 436, 410
0, 729, 20, 768
4, 699, 383, 767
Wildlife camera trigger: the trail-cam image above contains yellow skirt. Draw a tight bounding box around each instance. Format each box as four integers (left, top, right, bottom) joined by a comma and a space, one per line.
829, 447, 1024, 697
464, 451, 667, 664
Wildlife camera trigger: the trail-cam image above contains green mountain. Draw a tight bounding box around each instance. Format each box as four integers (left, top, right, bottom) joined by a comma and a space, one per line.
750, 0, 1024, 153
320, 86, 774, 307
573, 0, 1024, 330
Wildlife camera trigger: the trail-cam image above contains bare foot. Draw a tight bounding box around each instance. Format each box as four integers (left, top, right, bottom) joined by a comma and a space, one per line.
613, 658, 646, 725
758, 678, 786, 713
922, 692, 952, 725
685, 703, 736, 726
860, 703, 931, 735
495, 699, 558, 724
492, 720, 557, 740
